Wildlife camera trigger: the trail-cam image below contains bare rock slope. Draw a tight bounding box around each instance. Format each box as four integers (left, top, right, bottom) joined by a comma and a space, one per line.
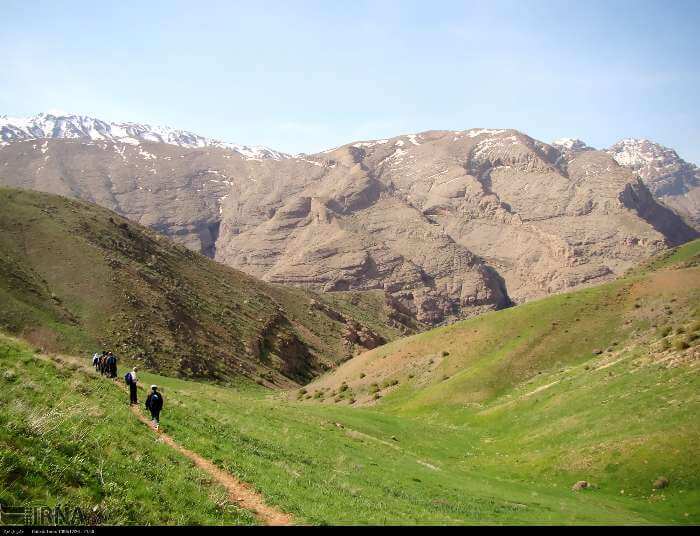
1, 115, 697, 324
607, 138, 700, 229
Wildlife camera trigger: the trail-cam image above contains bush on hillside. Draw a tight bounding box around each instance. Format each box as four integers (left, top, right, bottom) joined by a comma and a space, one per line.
674, 339, 690, 351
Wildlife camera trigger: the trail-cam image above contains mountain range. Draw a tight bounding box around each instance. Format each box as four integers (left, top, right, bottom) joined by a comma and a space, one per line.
1, 112, 698, 324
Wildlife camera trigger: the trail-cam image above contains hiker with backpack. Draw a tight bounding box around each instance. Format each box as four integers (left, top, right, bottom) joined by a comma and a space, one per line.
107, 351, 118, 379
125, 366, 138, 405
92, 352, 101, 371
145, 385, 164, 430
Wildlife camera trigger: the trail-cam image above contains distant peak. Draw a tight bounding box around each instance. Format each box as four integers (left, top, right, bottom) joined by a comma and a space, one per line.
0, 111, 289, 160
551, 138, 592, 151
607, 138, 683, 169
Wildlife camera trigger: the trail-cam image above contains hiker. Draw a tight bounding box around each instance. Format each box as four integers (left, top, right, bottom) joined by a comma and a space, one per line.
125, 367, 138, 405
92, 352, 100, 371
107, 351, 118, 379
99, 352, 108, 376
145, 385, 164, 430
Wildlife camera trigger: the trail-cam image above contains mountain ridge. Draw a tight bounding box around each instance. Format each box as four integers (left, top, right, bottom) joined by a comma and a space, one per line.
0, 112, 288, 160
1, 113, 698, 324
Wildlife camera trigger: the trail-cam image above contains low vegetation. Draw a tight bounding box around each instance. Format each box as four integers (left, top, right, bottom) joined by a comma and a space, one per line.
1, 187, 698, 524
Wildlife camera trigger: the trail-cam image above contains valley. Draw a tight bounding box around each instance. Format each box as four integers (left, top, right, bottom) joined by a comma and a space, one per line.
1, 238, 698, 524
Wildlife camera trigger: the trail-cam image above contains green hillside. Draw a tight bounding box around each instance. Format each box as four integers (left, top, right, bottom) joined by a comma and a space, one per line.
0, 187, 411, 386
2, 333, 690, 525
300, 239, 700, 521
2, 241, 698, 524
0, 335, 257, 525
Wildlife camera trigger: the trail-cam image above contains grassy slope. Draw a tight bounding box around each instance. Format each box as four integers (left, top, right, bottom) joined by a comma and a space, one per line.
97, 242, 694, 524
296, 240, 700, 522
2, 187, 698, 524
126, 364, 694, 524
4, 330, 694, 525
0, 187, 407, 385
0, 335, 257, 525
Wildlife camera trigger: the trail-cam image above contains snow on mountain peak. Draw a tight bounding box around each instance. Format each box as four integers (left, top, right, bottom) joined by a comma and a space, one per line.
551, 138, 591, 151
0, 112, 288, 160
606, 138, 682, 171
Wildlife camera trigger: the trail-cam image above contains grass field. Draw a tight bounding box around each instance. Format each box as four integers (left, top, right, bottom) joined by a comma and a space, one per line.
2, 231, 698, 524
0, 336, 257, 525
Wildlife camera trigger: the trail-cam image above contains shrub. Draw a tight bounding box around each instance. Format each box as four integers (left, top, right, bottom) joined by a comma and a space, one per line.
659, 326, 672, 337
441, 351, 450, 357
674, 339, 690, 351
339, 383, 349, 392
359, 373, 366, 379
369, 383, 380, 394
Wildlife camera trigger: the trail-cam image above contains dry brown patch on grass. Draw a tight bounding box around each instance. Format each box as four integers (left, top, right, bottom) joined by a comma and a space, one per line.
630, 268, 700, 300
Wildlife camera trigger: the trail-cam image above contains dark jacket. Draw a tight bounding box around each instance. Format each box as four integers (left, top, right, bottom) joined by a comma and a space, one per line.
145, 391, 163, 412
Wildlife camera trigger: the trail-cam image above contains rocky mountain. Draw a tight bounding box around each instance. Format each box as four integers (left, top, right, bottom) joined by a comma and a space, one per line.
551, 137, 593, 153
0, 114, 697, 324
0, 112, 288, 160
607, 138, 700, 228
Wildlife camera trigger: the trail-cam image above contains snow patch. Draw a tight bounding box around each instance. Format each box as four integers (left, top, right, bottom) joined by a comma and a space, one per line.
0, 112, 289, 160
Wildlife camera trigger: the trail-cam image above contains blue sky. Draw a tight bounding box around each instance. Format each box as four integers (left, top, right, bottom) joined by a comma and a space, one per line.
2, 0, 699, 162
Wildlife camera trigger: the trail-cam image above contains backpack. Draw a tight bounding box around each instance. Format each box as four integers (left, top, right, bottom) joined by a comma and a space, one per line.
150, 392, 162, 411
124, 372, 133, 385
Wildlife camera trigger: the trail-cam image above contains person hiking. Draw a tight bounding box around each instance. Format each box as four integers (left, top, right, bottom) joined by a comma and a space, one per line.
145, 385, 163, 430
99, 352, 108, 376
92, 352, 101, 371
125, 366, 138, 405
107, 352, 117, 379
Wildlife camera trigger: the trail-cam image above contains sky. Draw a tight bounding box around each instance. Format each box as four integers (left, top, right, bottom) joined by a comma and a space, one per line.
2, 0, 699, 162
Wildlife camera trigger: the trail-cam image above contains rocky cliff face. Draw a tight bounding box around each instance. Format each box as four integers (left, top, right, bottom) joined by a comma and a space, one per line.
607, 138, 700, 229
1, 116, 697, 324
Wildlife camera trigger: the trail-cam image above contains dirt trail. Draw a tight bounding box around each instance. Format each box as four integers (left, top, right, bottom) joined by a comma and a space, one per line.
45, 352, 295, 526
129, 405, 294, 526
